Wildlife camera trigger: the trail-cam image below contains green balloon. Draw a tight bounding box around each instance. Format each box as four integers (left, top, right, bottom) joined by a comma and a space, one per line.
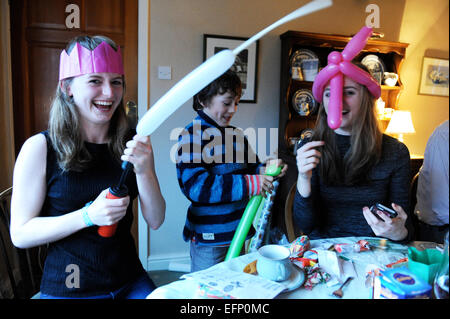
225, 164, 282, 261
265, 164, 282, 176
225, 195, 263, 260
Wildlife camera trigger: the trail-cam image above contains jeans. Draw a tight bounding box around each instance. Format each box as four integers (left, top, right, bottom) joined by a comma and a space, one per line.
40, 273, 156, 299
189, 242, 229, 272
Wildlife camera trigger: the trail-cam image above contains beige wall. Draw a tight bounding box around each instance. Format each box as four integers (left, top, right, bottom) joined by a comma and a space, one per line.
398, 0, 449, 155
147, 0, 408, 267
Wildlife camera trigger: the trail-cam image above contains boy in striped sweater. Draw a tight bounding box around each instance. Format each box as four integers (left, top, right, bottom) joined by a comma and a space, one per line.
176, 70, 286, 271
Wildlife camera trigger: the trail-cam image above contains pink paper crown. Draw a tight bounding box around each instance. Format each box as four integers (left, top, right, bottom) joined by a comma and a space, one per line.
59, 41, 124, 80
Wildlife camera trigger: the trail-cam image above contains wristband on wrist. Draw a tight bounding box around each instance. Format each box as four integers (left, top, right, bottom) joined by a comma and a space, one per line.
82, 201, 94, 227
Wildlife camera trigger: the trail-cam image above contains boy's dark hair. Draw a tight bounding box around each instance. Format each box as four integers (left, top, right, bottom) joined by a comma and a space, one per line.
193, 69, 242, 111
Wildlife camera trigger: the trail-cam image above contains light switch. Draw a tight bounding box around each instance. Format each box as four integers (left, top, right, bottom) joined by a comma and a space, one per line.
158, 66, 172, 80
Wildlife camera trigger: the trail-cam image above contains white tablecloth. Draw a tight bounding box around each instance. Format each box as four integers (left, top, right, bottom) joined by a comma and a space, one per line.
147, 237, 425, 299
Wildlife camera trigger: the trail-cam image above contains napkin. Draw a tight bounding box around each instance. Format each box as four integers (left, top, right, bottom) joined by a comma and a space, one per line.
317, 250, 357, 284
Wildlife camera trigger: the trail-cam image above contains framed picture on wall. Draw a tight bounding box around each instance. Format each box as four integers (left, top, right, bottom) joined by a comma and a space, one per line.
203, 34, 259, 103
419, 57, 449, 97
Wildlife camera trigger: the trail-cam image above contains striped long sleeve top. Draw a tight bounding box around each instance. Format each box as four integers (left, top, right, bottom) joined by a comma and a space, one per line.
176, 110, 263, 245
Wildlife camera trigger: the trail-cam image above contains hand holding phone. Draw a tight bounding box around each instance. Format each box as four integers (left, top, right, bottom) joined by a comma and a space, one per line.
363, 203, 408, 241
370, 203, 398, 219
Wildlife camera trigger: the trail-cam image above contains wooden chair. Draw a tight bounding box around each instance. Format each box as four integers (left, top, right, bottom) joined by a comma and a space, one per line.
284, 183, 300, 243
409, 172, 420, 240
410, 172, 419, 215
0, 187, 46, 298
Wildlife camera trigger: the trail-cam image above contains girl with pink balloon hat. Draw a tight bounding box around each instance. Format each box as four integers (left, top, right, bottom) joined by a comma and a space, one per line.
293, 27, 414, 242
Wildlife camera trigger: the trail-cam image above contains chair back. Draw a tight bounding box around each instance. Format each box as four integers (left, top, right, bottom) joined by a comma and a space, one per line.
409, 172, 420, 240
284, 183, 298, 242
0, 187, 46, 298
410, 172, 419, 213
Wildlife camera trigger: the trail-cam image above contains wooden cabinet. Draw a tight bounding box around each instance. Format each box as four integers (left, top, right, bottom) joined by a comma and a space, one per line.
272, 30, 409, 234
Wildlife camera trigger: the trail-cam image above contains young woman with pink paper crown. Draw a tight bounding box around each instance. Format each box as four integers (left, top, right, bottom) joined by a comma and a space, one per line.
293, 27, 414, 242
10, 35, 165, 298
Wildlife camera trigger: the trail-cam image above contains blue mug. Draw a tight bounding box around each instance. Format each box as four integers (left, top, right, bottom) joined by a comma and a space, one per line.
257, 245, 292, 282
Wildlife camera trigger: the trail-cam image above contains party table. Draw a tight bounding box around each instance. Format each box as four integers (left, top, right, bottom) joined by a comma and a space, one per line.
147, 237, 439, 299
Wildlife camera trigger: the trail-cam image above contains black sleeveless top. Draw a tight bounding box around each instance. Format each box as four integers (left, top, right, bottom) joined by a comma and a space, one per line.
40, 131, 146, 297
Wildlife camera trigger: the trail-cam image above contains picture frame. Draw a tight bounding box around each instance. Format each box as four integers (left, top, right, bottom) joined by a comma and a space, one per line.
419, 57, 449, 97
203, 34, 259, 103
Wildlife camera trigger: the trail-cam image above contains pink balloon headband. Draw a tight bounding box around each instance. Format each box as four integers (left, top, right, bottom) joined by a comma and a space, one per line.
59, 41, 124, 80
312, 26, 381, 129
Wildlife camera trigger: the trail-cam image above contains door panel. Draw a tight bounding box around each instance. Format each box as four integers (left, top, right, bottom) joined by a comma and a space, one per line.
85, 0, 124, 33
28, 0, 68, 29
11, 0, 138, 155
29, 45, 60, 133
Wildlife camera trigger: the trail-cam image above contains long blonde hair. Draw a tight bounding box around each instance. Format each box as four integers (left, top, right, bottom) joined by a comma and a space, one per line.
48, 35, 129, 172
312, 66, 382, 185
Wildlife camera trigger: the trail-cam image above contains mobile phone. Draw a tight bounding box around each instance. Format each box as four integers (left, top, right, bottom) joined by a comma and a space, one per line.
293, 128, 314, 155
370, 203, 398, 219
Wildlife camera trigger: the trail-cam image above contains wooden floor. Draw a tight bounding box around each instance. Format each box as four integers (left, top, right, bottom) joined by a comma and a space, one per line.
147, 270, 185, 287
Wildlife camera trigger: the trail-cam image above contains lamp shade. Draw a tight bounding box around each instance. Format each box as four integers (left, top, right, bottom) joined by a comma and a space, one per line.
385, 110, 416, 134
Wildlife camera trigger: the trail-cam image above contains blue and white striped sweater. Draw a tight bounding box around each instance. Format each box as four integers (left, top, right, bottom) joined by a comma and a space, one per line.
176, 111, 262, 245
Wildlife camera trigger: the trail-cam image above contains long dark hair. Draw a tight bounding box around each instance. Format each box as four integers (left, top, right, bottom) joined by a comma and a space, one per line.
312, 64, 382, 185
48, 35, 129, 172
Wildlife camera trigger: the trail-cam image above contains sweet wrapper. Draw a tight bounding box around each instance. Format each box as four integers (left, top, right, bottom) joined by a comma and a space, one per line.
334, 240, 370, 253
303, 264, 331, 290
289, 235, 311, 257
290, 249, 318, 268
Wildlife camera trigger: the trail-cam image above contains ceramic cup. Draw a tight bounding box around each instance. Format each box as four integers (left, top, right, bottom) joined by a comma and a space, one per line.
256, 245, 292, 282
383, 72, 398, 87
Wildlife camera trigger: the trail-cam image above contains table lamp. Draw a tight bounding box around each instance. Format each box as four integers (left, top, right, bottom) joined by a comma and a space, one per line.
385, 110, 416, 142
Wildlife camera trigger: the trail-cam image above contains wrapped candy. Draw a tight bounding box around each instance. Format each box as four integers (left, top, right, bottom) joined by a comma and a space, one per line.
290, 248, 331, 290
303, 263, 331, 290
289, 235, 311, 258
291, 249, 318, 268
334, 240, 370, 253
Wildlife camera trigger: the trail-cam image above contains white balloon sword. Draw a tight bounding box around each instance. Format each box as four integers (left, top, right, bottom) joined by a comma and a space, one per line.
135, 0, 332, 136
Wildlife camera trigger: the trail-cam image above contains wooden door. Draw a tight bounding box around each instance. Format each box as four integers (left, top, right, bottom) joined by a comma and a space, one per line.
10, 0, 138, 155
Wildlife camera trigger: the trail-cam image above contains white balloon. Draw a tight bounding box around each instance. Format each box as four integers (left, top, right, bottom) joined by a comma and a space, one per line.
136, 50, 235, 136
233, 0, 332, 55
136, 0, 333, 136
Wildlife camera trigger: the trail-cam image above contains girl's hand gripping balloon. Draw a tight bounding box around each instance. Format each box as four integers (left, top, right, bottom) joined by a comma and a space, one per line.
312, 26, 381, 130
